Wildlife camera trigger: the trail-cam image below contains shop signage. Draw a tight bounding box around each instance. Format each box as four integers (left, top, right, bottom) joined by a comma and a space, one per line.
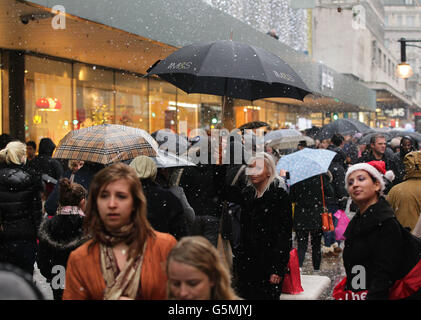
383, 108, 406, 118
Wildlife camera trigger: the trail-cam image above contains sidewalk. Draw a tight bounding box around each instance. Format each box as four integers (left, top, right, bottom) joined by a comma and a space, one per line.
297, 238, 346, 300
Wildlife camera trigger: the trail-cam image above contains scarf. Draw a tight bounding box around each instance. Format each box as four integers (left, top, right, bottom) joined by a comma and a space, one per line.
58, 206, 85, 217
100, 240, 147, 300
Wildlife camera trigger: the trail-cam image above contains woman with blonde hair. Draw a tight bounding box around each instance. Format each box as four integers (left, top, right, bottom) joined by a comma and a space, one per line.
166, 236, 240, 300
62, 162, 177, 300
219, 152, 292, 300
0, 141, 43, 276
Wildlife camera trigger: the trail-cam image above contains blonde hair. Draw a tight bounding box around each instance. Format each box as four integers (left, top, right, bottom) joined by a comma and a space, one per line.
129, 155, 157, 180
0, 141, 26, 165
245, 152, 279, 197
166, 236, 240, 300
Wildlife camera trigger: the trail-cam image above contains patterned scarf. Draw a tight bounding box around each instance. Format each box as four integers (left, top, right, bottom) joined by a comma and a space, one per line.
58, 206, 85, 217
100, 240, 147, 300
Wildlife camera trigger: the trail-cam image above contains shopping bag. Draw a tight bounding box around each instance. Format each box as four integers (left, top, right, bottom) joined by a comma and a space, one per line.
321, 212, 334, 232
334, 210, 350, 241
332, 277, 368, 300
282, 248, 304, 294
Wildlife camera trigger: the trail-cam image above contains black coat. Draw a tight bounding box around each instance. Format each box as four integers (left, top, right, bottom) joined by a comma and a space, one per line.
37, 214, 85, 282
290, 174, 333, 231
223, 179, 292, 286
177, 165, 225, 218
142, 179, 188, 240
30, 155, 63, 182
0, 163, 43, 242
327, 146, 348, 211
343, 197, 421, 299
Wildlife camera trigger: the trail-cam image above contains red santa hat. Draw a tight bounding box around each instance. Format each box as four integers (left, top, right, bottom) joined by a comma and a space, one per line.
345, 160, 395, 193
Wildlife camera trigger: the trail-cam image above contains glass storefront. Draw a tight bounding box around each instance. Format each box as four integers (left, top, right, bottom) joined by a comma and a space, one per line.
15, 53, 307, 146
24, 55, 72, 144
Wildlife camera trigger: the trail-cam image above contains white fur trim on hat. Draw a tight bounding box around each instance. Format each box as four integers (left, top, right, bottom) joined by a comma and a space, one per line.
345, 163, 386, 192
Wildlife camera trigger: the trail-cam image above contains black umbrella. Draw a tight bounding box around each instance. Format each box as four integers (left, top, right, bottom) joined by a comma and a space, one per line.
358, 131, 393, 145
316, 119, 372, 140
238, 121, 269, 130
146, 40, 311, 101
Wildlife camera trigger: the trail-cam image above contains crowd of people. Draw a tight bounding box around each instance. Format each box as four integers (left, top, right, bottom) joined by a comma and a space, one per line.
0, 126, 420, 301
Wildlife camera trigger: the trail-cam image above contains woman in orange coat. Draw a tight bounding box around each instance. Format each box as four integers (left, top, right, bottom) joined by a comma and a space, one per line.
62, 162, 177, 300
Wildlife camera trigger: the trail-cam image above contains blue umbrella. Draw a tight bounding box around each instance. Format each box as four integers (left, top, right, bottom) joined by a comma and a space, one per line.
276, 148, 337, 185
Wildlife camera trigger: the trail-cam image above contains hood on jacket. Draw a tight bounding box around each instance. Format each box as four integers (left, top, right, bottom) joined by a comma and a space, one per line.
404, 151, 421, 180
37, 216, 86, 250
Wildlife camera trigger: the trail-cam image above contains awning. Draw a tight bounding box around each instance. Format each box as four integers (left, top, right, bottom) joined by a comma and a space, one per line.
23, 0, 376, 111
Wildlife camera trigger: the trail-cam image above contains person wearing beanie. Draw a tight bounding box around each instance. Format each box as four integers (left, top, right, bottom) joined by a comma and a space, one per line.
129, 156, 188, 240
37, 178, 88, 300
340, 160, 421, 299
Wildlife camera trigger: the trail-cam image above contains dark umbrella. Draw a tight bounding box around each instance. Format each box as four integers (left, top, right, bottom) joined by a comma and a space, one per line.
358, 131, 393, 145
316, 119, 372, 140
388, 130, 421, 143
238, 121, 269, 130
146, 40, 311, 101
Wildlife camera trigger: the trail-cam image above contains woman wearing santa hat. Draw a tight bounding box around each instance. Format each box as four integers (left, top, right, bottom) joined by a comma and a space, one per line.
336, 160, 421, 300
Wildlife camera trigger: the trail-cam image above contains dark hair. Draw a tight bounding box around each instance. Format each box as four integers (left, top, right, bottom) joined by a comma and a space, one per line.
58, 178, 87, 207
38, 138, 56, 156
331, 133, 344, 147
370, 134, 386, 145
26, 141, 36, 150
298, 140, 307, 147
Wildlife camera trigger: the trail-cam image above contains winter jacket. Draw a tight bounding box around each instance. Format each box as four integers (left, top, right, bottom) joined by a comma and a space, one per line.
31, 155, 63, 182
141, 179, 188, 240
343, 197, 421, 300
168, 185, 195, 231
177, 165, 225, 218
221, 178, 292, 287
0, 163, 43, 242
290, 174, 334, 231
387, 151, 421, 231
326, 145, 348, 211
357, 150, 402, 193
37, 214, 86, 282
62, 232, 177, 300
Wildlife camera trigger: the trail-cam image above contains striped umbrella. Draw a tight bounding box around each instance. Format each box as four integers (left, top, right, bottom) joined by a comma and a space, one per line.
53, 124, 158, 165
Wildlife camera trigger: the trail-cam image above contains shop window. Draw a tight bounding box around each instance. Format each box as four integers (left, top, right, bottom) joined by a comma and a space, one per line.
115, 72, 149, 131
74, 64, 114, 129
148, 78, 177, 133
199, 94, 222, 131
25, 55, 72, 146
175, 89, 200, 136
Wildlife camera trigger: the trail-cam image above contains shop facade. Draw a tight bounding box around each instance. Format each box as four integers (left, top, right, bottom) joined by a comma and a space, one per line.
0, 0, 377, 146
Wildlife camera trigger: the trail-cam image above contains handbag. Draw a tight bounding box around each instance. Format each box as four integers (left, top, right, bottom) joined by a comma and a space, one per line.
334, 209, 350, 241
320, 175, 334, 232
282, 248, 304, 294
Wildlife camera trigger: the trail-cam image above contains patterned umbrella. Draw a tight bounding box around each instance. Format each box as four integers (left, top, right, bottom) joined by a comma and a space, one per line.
276, 148, 336, 185
53, 124, 158, 165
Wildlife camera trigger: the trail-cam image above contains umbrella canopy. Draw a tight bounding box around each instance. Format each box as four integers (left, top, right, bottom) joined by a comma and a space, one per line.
152, 129, 189, 155
153, 150, 196, 168
267, 135, 315, 150
276, 148, 337, 185
264, 129, 302, 142
53, 124, 158, 165
238, 121, 270, 130
388, 130, 421, 143
146, 40, 311, 101
316, 119, 372, 140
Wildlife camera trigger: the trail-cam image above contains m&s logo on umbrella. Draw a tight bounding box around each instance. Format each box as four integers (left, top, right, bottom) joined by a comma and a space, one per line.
167, 62, 193, 70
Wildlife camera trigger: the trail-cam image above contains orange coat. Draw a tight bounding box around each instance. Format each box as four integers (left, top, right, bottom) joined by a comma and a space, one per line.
62, 231, 177, 300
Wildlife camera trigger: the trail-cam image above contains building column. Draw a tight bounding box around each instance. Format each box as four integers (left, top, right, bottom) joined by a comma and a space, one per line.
8, 51, 25, 141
